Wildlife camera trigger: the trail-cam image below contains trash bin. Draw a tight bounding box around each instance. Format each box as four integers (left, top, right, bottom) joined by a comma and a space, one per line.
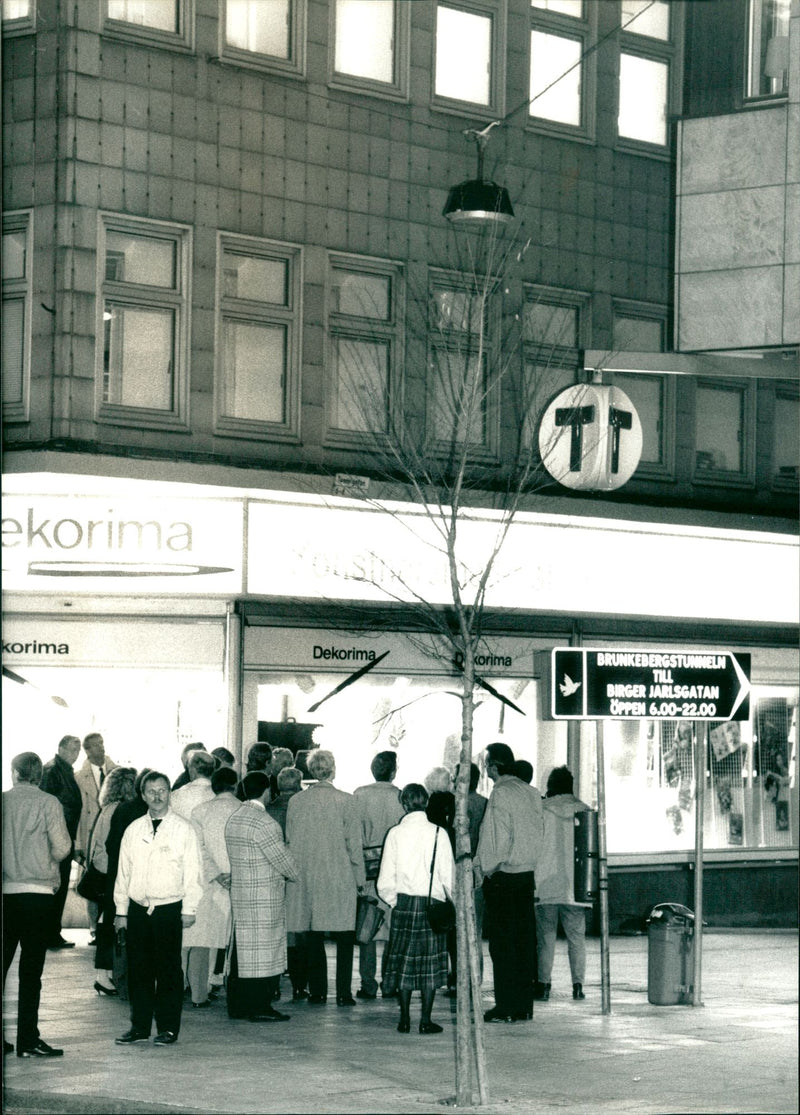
646, 902, 695, 1005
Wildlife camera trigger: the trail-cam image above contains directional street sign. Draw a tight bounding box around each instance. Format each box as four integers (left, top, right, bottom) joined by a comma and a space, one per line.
551, 648, 751, 721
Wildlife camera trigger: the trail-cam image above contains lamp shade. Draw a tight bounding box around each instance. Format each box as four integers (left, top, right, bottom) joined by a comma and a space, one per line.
443, 178, 514, 224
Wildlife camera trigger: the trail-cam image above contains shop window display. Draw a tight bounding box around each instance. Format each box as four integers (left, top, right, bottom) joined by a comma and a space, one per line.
601, 688, 797, 854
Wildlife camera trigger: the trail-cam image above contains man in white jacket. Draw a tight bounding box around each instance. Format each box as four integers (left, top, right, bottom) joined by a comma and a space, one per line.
534, 765, 593, 1002
113, 771, 203, 1047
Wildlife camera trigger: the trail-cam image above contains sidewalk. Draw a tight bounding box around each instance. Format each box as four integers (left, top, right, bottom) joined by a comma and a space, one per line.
3, 928, 797, 1115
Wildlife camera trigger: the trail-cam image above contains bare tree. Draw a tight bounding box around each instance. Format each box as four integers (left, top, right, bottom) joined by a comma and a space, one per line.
318, 178, 602, 1105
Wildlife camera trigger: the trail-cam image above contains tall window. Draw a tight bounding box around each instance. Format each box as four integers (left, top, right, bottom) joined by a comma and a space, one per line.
428, 273, 499, 453
105, 0, 191, 47
216, 236, 301, 440
610, 309, 673, 474
327, 255, 402, 441
694, 379, 755, 481
2, 211, 32, 422
772, 387, 799, 488
529, 0, 595, 133
434, 1, 503, 115
98, 216, 190, 428
618, 0, 675, 147
521, 286, 587, 451
747, 0, 791, 98
2, 0, 33, 30
223, 0, 305, 74
331, 0, 408, 96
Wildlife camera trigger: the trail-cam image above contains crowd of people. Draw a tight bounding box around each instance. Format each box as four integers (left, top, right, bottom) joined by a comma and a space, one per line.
3, 731, 593, 1057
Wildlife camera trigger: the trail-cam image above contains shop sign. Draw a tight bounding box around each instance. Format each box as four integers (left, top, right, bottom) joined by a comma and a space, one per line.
539, 384, 643, 490
1, 495, 244, 594
2, 619, 225, 668
550, 648, 751, 721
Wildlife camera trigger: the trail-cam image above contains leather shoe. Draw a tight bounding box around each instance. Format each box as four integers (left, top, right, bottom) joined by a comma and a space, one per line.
484, 1008, 515, 1024
47, 937, 75, 950
419, 1020, 443, 1034
248, 1009, 289, 1022
573, 983, 585, 1000
153, 1031, 177, 1046
336, 996, 356, 1006
307, 995, 327, 1004
397, 1018, 410, 1034
292, 989, 309, 1001
512, 1011, 533, 1021
191, 1000, 211, 1009
17, 1039, 63, 1058
533, 981, 551, 1001
355, 989, 376, 1000
94, 981, 118, 997
115, 1029, 149, 1045
381, 989, 398, 999
4, 1040, 14, 1055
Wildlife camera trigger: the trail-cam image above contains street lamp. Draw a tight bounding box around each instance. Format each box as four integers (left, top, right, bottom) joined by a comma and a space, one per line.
443, 122, 514, 225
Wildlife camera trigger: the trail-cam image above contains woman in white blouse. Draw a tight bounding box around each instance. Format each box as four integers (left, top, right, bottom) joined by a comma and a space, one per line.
377, 783, 454, 1034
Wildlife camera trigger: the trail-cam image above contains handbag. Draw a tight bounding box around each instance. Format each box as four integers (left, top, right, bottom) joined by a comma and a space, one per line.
355, 895, 385, 944
426, 827, 456, 935
363, 844, 383, 881
76, 863, 106, 903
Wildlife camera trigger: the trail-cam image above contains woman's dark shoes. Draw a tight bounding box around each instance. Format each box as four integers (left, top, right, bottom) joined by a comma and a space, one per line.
484, 1007, 515, 1023
94, 981, 118, 997
356, 989, 376, 1000
191, 999, 211, 1009
419, 1020, 443, 1034
573, 983, 585, 1000
397, 1018, 411, 1033
336, 996, 356, 1006
292, 989, 309, 1001
533, 981, 551, 1001
307, 995, 327, 1004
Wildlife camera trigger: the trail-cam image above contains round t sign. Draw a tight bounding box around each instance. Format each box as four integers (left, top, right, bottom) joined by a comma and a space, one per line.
539, 384, 643, 491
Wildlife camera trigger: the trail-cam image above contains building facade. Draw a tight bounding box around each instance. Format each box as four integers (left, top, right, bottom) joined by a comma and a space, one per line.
2, 0, 798, 927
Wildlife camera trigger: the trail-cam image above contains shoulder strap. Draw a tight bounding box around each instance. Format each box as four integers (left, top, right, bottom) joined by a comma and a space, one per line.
427, 826, 440, 903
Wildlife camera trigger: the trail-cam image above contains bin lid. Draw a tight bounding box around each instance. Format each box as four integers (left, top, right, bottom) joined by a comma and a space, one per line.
647, 902, 695, 926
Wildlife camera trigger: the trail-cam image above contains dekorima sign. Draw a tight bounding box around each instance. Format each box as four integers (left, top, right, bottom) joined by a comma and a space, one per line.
551, 647, 751, 721
1, 495, 244, 594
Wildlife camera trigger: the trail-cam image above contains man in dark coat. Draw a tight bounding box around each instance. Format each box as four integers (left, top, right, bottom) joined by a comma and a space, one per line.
40, 735, 83, 949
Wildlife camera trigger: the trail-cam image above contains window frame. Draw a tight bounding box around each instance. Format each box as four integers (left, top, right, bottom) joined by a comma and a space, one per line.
527, 0, 597, 141
96, 213, 192, 431
745, 0, 791, 101
214, 233, 303, 443
329, 0, 410, 102
692, 376, 757, 488
770, 382, 799, 492
220, 0, 306, 79
1, 209, 33, 423
520, 283, 590, 454
324, 251, 405, 449
103, 0, 193, 53
608, 302, 675, 480
426, 268, 502, 461
431, 0, 506, 122
1, 0, 35, 36
617, 0, 682, 156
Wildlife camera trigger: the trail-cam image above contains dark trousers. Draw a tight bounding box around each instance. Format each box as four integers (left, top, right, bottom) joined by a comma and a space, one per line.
127, 900, 184, 1036
288, 936, 309, 994
48, 851, 72, 942
306, 931, 355, 1000
3, 893, 54, 1050
483, 871, 537, 1017
226, 934, 279, 1019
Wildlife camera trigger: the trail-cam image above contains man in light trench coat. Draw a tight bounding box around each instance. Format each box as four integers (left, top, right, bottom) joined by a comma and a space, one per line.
225, 772, 298, 1022
285, 750, 366, 1005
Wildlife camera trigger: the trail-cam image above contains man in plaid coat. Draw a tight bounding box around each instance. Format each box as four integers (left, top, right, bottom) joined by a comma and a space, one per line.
225, 772, 298, 1022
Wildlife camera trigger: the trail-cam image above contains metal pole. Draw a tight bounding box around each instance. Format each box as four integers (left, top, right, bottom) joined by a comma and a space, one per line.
596, 720, 611, 1014
692, 721, 705, 1006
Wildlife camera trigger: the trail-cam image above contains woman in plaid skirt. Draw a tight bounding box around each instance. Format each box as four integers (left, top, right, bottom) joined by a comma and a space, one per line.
377, 784, 455, 1034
